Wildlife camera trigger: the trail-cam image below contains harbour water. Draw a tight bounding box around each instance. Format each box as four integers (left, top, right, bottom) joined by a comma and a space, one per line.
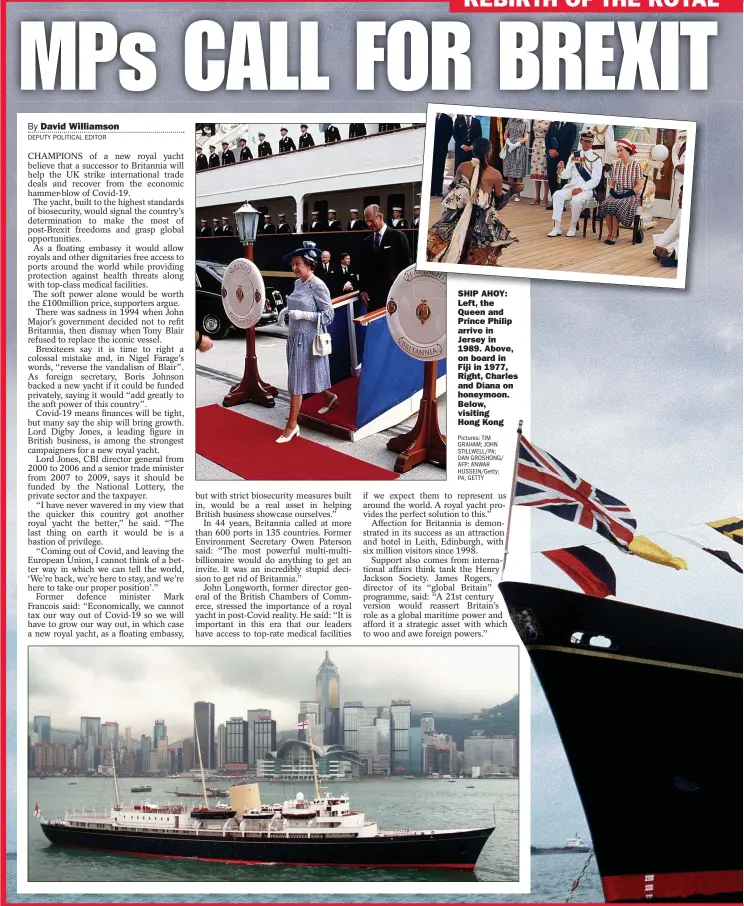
27, 776, 524, 884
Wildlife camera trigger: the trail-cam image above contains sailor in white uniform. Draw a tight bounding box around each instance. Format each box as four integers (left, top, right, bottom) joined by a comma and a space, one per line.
547, 131, 604, 238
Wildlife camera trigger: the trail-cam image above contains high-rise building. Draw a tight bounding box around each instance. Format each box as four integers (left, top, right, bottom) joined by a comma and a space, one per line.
226, 717, 249, 766
102, 721, 119, 753
33, 715, 51, 744
156, 736, 169, 771
80, 716, 101, 772
124, 727, 132, 751
182, 738, 195, 772
298, 701, 320, 743
140, 735, 152, 773
246, 709, 271, 767
153, 719, 166, 743
390, 700, 412, 775
252, 717, 277, 763
463, 735, 516, 775
316, 650, 341, 745
217, 723, 227, 768
193, 702, 215, 770
420, 712, 435, 734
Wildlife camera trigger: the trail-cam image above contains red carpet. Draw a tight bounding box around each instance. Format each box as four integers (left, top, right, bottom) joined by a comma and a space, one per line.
196, 405, 399, 481
301, 376, 359, 433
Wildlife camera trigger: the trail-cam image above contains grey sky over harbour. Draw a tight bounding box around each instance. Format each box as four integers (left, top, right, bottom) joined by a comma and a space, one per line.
28, 646, 519, 740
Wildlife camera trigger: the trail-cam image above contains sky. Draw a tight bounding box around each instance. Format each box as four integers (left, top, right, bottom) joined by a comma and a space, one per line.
27, 646, 519, 741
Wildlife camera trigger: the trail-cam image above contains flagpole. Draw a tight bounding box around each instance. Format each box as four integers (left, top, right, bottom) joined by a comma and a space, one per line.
502, 420, 523, 577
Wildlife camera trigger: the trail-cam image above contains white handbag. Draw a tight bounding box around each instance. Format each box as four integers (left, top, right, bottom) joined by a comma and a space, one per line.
313, 314, 332, 356
499, 145, 507, 160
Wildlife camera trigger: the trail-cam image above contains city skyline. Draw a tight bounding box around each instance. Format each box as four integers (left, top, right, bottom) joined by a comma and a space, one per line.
28, 646, 519, 740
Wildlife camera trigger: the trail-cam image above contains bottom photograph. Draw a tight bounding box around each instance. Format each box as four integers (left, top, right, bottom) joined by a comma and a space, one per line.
26, 645, 520, 884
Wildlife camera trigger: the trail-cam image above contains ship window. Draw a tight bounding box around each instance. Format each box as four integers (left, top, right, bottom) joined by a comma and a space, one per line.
570, 632, 585, 645
588, 635, 612, 648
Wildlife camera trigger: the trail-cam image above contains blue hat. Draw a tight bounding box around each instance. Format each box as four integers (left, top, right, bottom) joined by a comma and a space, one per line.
282, 241, 322, 267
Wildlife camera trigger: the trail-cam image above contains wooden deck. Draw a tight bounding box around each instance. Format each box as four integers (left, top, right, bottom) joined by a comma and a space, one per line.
426, 196, 676, 281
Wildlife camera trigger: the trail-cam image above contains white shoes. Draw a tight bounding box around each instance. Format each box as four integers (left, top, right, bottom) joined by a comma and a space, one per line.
566, 225, 577, 238
318, 393, 339, 415
276, 425, 300, 444
547, 226, 562, 237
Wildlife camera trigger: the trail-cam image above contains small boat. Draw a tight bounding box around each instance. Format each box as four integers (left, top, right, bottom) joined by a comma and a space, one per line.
68, 782, 77, 785
531, 833, 592, 855
446, 779, 457, 783
130, 785, 152, 793
466, 785, 475, 789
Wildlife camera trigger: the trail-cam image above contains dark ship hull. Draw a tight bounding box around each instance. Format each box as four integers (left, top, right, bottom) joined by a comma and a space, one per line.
40, 821, 493, 870
500, 581, 742, 903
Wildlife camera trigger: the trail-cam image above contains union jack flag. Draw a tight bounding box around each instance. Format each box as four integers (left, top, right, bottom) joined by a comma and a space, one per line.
515, 436, 637, 550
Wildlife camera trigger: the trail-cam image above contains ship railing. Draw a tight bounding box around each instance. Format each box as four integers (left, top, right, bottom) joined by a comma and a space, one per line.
64, 808, 111, 820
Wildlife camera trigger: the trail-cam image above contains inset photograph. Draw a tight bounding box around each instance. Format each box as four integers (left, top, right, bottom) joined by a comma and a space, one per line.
28, 646, 519, 883
419, 107, 693, 288
194, 122, 446, 481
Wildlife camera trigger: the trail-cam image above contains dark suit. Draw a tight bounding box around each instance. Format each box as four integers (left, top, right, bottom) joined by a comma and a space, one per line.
325, 126, 341, 144
196, 153, 208, 171
277, 222, 292, 234
257, 141, 272, 158
411, 217, 420, 229
310, 220, 327, 232
431, 113, 453, 195
359, 226, 412, 311
546, 121, 578, 197
221, 149, 235, 165
262, 222, 276, 235
317, 263, 335, 286
199, 226, 212, 237
349, 124, 367, 139
391, 218, 408, 230
379, 124, 401, 132
239, 145, 253, 162
336, 265, 359, 294
279, 136, 296, 153
218, 225, 233, 236
347, 219, 365, 231
453, 116, 482, 169
208, 153, 220, 168
299, 132, 315, 149
327, 219, 342, 232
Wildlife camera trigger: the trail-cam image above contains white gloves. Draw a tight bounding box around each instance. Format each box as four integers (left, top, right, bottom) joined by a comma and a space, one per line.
290, 310, 317, 322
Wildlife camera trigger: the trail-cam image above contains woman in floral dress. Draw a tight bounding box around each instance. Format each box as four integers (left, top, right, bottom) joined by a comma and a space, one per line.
502, 118, 530, 202
529, 119, 551, 206
597, 139, 645, 244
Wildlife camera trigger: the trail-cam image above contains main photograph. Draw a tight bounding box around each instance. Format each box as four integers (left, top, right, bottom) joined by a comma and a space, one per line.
194, 122, 447, 482
27, 646, 519, 885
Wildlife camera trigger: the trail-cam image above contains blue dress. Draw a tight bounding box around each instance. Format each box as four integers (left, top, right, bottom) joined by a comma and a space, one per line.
286, 275, 334, 395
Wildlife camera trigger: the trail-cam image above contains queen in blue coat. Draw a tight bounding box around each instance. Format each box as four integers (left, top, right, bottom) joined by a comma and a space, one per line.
276, 242, 337, 444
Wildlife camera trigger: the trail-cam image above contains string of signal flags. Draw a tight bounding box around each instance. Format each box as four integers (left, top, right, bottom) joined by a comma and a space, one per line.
503, 421, 742, 599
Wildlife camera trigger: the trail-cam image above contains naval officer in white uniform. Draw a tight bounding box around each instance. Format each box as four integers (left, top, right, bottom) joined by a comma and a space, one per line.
547, 131, 604, 238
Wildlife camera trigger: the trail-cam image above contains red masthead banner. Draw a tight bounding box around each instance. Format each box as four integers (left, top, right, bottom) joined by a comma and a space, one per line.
449, 0, 740, 11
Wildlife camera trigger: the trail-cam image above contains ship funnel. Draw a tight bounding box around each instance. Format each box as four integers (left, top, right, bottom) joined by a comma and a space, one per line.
229, 783, 261, 813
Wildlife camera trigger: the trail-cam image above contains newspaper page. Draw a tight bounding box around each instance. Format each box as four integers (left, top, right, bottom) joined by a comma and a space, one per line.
5, 4, 742, 906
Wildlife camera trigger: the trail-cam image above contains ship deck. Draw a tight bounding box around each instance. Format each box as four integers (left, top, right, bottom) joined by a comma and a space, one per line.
426, 196, 677, 281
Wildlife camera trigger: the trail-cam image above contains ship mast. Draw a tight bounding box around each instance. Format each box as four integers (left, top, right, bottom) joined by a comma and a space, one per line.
305, 720, 321, 801
110, 745, 120, 808
194, 718, 210, 809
